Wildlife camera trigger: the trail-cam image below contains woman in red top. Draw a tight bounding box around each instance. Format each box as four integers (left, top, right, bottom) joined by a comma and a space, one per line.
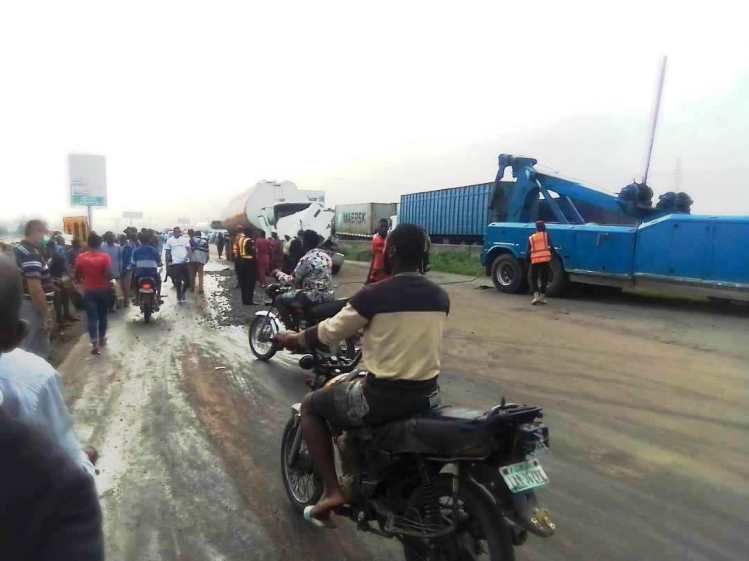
255, 230, 272, 286
74, 232, 113, 355
367, 219, 390, 284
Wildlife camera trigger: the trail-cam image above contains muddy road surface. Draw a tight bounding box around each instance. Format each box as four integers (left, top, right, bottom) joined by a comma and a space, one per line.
58, 258, 748, 561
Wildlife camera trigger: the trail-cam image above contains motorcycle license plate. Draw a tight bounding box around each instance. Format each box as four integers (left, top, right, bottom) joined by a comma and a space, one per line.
500, 459, 549, 494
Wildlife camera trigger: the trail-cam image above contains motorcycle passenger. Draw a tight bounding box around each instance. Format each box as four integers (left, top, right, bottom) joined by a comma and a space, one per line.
273, 229, 334, 324
132, 233, 163, 306
275, 223, 448, 527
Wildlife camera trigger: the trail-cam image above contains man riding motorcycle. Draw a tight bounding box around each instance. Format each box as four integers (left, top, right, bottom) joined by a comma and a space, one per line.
275, 223, 447, 527
131, 232, 163, 306
273, 229, 335, 324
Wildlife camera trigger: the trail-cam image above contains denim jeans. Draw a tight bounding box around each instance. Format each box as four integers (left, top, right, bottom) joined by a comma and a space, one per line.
84, 289, 110, 343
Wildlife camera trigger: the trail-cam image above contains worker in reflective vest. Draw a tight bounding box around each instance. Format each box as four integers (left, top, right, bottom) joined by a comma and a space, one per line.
527, 220, 553, 305
235, 227, 258, 306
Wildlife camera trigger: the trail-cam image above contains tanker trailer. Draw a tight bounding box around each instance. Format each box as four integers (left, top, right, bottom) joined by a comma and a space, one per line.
222, 180, 342, 272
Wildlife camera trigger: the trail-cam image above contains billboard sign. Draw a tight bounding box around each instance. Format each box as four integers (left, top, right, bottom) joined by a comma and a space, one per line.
69, 154, 107, 207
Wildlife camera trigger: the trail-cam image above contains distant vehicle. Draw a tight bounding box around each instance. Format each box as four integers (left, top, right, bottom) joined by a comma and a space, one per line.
222, 180, 335, 242
399, 183, 495, 244
248, 283, 360, 389
136, 275, 159, 323
334, 202, 398, 239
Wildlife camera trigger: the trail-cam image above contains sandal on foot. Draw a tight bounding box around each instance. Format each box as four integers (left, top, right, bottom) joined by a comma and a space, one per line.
303, 506, 336, 529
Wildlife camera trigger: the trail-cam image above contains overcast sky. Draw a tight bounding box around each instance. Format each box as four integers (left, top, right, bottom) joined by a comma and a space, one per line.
1, 0, 747, 228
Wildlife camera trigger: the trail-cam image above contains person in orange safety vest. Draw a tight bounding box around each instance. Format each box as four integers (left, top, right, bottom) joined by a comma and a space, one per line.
527, 220, 553, 305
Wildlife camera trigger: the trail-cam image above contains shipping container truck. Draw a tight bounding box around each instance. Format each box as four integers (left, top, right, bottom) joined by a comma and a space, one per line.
481, 155, 749, 302
399, 183, 495, 243
334, 203, 398, 238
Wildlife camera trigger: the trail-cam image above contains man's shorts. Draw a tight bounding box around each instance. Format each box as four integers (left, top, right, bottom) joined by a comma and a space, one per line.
305, 374, 440, 430
306, 377, 370, 430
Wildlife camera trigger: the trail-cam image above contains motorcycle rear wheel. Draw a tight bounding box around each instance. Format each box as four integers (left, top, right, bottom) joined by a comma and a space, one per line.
143, 308, 152, 323
280, 417, 323, 511
249, 315, 278, 361
403, 475, 515, 561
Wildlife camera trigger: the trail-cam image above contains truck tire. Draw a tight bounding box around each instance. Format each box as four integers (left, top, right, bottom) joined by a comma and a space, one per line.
545, 255, 568, 297
491, 254, 526, 294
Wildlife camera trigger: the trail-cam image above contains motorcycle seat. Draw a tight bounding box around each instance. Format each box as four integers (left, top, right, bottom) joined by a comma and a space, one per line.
307, 299, 349, 320
366, 406, 493, 459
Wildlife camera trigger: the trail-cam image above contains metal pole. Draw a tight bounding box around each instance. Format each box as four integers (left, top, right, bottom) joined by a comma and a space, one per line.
642, 56, 668, 185
87, 205, 93, 232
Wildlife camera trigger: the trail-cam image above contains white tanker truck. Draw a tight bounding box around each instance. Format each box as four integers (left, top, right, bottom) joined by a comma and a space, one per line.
221, 180, 344, 272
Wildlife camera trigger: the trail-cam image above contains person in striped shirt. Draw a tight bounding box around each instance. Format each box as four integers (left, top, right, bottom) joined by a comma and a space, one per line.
13, 220, 54, 359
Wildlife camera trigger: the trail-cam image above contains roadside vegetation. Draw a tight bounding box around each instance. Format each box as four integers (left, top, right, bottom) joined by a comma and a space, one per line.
337, 243, 484, 277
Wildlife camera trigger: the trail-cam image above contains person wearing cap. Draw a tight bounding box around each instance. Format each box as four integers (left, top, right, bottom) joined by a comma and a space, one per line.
527, 220, 554, 305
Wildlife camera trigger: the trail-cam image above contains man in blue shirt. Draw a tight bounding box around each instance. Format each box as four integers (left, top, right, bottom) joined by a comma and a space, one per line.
0, 253, 97, 477
132, 232, 163, 306
120, 229, 138, 307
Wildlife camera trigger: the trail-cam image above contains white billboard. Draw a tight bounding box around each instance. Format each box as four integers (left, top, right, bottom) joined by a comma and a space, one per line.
69, 154, 107, 207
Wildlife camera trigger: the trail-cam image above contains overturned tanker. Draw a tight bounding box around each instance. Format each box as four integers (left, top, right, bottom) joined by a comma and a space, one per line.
222, 180, 334, 241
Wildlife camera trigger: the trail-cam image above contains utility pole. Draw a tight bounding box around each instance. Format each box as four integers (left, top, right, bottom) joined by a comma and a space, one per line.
642, 56, 668, 186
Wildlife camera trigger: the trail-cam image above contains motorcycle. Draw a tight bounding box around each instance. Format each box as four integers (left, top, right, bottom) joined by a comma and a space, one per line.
281, 374, 555, 561
137, 276, 159, 323
248, 283, 361, 388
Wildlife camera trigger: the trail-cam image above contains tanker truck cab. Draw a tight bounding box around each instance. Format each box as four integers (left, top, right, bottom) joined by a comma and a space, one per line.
482, 154, 749, 302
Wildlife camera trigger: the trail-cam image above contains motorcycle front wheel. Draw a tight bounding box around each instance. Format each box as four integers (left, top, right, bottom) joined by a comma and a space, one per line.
249, 314, 279, 361
403, 475, 515, 561
280, 416, 322, 511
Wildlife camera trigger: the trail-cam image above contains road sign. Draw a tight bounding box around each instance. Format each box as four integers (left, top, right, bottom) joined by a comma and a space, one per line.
122, 211, 143, 219
69, 154, 107, 207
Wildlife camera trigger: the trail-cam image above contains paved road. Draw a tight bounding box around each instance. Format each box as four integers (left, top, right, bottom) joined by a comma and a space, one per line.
58, 259, 749, 561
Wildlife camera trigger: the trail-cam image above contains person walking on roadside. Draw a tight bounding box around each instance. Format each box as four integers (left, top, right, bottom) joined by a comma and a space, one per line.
366, 218, 390, 284
269, 231, 283, 272
190, 230, 209, 294
255, 230, 271, 286
120, 229, 138, 307
102, 231, 122, 311
528, 220, 553, 305
165, 226, 192, 302
47, 238, 78, 328
13, 219, 55, 359
216, 231, 225, 260
288, 230, 305, 272
74, 232, 113, 355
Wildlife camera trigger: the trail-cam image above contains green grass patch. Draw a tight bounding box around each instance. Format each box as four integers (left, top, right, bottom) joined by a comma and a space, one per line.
428, 251, 484, 277
338, 243, 483, 277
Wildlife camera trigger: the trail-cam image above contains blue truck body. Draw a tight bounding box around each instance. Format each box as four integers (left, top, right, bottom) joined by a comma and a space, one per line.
400, 182, 494, 242
481, 155, 749, 301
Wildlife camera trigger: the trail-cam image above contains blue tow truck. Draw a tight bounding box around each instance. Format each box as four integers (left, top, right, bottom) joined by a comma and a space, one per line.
481, 155, 749, 302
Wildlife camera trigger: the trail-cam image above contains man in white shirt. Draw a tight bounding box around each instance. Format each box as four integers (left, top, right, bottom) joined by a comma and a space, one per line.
165, 226, 192, 302
0, 254, 97, 477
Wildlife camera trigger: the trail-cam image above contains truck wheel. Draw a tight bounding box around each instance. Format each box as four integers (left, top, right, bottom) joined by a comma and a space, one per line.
545, 255, 568, 297
491, 254, 526, 294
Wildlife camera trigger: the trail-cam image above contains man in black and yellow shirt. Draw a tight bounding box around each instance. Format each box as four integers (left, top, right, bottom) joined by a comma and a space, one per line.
276, 224, 449, 526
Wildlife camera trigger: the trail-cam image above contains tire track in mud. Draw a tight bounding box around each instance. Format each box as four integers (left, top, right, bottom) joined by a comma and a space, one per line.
179, 345, 400, 561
